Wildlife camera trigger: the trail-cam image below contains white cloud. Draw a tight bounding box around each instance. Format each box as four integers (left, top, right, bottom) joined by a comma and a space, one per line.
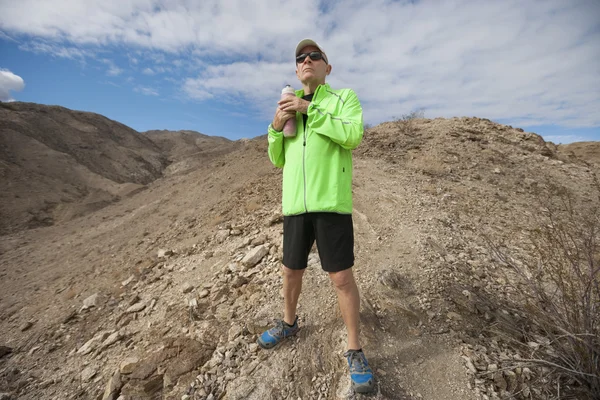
19, 41, 91, 60
107, 65, 123, 76
142, 67, 155, 75
1, 0, 599, 128
0, 69, 25, 101
134, 86, 158, 96
100, 58, 123, 76
0, 30, 17, 42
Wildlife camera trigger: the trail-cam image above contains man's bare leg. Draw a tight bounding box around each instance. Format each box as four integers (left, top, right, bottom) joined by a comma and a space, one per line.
329, 268, 361, 350
283, 265, 305, 325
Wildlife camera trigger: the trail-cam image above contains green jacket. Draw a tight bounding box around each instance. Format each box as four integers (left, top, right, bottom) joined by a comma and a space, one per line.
268, 83, 363, 216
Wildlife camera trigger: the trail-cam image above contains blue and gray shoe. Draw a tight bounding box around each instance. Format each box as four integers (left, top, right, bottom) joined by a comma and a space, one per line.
257, 317, 299, 349
344, 349, 375, 393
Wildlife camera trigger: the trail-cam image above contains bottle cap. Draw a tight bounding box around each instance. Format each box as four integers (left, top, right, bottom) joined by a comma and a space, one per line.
281, 85, 295, 95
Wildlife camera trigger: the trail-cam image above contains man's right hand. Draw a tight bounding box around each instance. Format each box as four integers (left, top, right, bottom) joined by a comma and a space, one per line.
272, 107, 296, 132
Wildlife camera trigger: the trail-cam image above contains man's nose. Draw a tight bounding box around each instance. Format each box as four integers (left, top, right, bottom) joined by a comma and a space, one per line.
301, 56, 312, 65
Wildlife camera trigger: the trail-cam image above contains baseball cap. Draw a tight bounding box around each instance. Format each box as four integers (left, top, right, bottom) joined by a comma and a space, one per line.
295, 38, 328, 64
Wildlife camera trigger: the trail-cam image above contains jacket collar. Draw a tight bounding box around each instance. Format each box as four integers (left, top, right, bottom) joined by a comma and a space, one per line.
296, 83, 330, 98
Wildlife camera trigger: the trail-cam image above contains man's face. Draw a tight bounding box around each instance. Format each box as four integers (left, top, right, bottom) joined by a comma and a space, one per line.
295, 45, 331, 85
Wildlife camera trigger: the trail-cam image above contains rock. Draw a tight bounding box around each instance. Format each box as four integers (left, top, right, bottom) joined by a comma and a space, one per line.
215, 230, 230, 244
62, 310, 77, 324
102, 332, 121, 347
447, 312, 462, 321
121, 374, 164, 398
0, 346, 12, 359
227, 263, 239, 273
199, 289, 209, 299
158, 249, 174, 258
39, 379, 54, 389
268, 213, 283, 225
122, 275, 135, 286
461, 356, 477, 374
230, 276, 248, 289
81, 293, 99, 310
81, 366, 97, 382
19, 321, 33, 332
228, 324, 243, 341
250, 234, 267, 246
182, 282, 194, 294
240, 360, 259, 375
493, 371, 507, 391
0, 394, 12, 400
241, 246, 268, 268
188, 297, 198, 309
505, 370, 518, 390
77, 338, 97, 355
128, 294, 141, 306
126, 302, 146, 313
120, 357, 140, 374
102, 369, 122, 400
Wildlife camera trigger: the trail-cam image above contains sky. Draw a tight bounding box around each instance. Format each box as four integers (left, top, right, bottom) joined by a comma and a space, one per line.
0, 0, 599, 144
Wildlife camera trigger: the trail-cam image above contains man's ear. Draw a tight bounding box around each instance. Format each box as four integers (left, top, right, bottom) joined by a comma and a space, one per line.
326, 64, 332, 75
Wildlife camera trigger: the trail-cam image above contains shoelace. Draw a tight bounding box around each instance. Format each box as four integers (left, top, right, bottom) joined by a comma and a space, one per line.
270, 320, 293, 338
345, 351, 368, 372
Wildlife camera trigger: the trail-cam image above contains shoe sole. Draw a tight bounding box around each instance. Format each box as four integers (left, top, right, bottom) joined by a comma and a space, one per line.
257, 337, 278, 349
352, 385, 375, 394
352, 380, 375, 394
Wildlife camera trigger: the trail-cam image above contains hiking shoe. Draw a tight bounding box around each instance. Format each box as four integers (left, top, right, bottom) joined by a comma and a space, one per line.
344, 349, 375, 393
257, 317, 299, 349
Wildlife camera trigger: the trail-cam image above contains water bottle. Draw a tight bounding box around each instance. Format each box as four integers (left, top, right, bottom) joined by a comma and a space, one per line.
281, 85, 296, 137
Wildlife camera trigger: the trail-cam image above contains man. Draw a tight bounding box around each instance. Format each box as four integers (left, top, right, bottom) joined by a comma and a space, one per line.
258, 39, 375, 394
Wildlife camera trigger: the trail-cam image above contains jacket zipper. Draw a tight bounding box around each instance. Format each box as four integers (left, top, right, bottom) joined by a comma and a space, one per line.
302, 85, 322, 214
302, 115, 308, 213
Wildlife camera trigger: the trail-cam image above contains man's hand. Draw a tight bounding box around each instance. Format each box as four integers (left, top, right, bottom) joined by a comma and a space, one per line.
271, 107, 296, 132
278, 96, 310, 115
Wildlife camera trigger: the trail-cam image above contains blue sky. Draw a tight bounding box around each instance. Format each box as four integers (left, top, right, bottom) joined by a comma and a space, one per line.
1, 0, 599, 143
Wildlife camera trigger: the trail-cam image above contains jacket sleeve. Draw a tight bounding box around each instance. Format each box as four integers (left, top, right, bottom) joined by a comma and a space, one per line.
307, 89, 364, 150
267, 124, 285, 168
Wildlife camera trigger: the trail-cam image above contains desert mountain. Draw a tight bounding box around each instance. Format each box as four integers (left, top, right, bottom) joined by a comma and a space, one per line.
142, 129, 240, 176
0, 103, 238, 234
0, 108, 598, 400
558, 141, 600, 166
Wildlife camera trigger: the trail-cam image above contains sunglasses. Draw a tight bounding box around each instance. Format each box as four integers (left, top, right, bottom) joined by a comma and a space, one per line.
296, 51, 327, 64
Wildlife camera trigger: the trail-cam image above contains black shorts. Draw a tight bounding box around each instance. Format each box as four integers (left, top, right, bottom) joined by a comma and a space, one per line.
283, 212, 354, 273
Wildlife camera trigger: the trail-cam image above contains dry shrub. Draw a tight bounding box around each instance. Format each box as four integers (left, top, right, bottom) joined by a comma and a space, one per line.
394, 109, 425, 136
485, 179, 599, 399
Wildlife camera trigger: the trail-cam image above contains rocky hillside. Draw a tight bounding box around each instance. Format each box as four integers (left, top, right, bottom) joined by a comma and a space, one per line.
0, 115, 597, 400
142, 130, 240, 176
0, 104, 238, 234
558, 141, 600, 166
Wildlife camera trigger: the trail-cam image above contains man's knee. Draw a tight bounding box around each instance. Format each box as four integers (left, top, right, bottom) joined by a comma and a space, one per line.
282, 265, 305, 279
329, 269, 355, 290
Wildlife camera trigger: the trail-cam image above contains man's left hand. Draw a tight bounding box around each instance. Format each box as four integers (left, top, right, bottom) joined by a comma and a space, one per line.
278, 97, 310, 115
